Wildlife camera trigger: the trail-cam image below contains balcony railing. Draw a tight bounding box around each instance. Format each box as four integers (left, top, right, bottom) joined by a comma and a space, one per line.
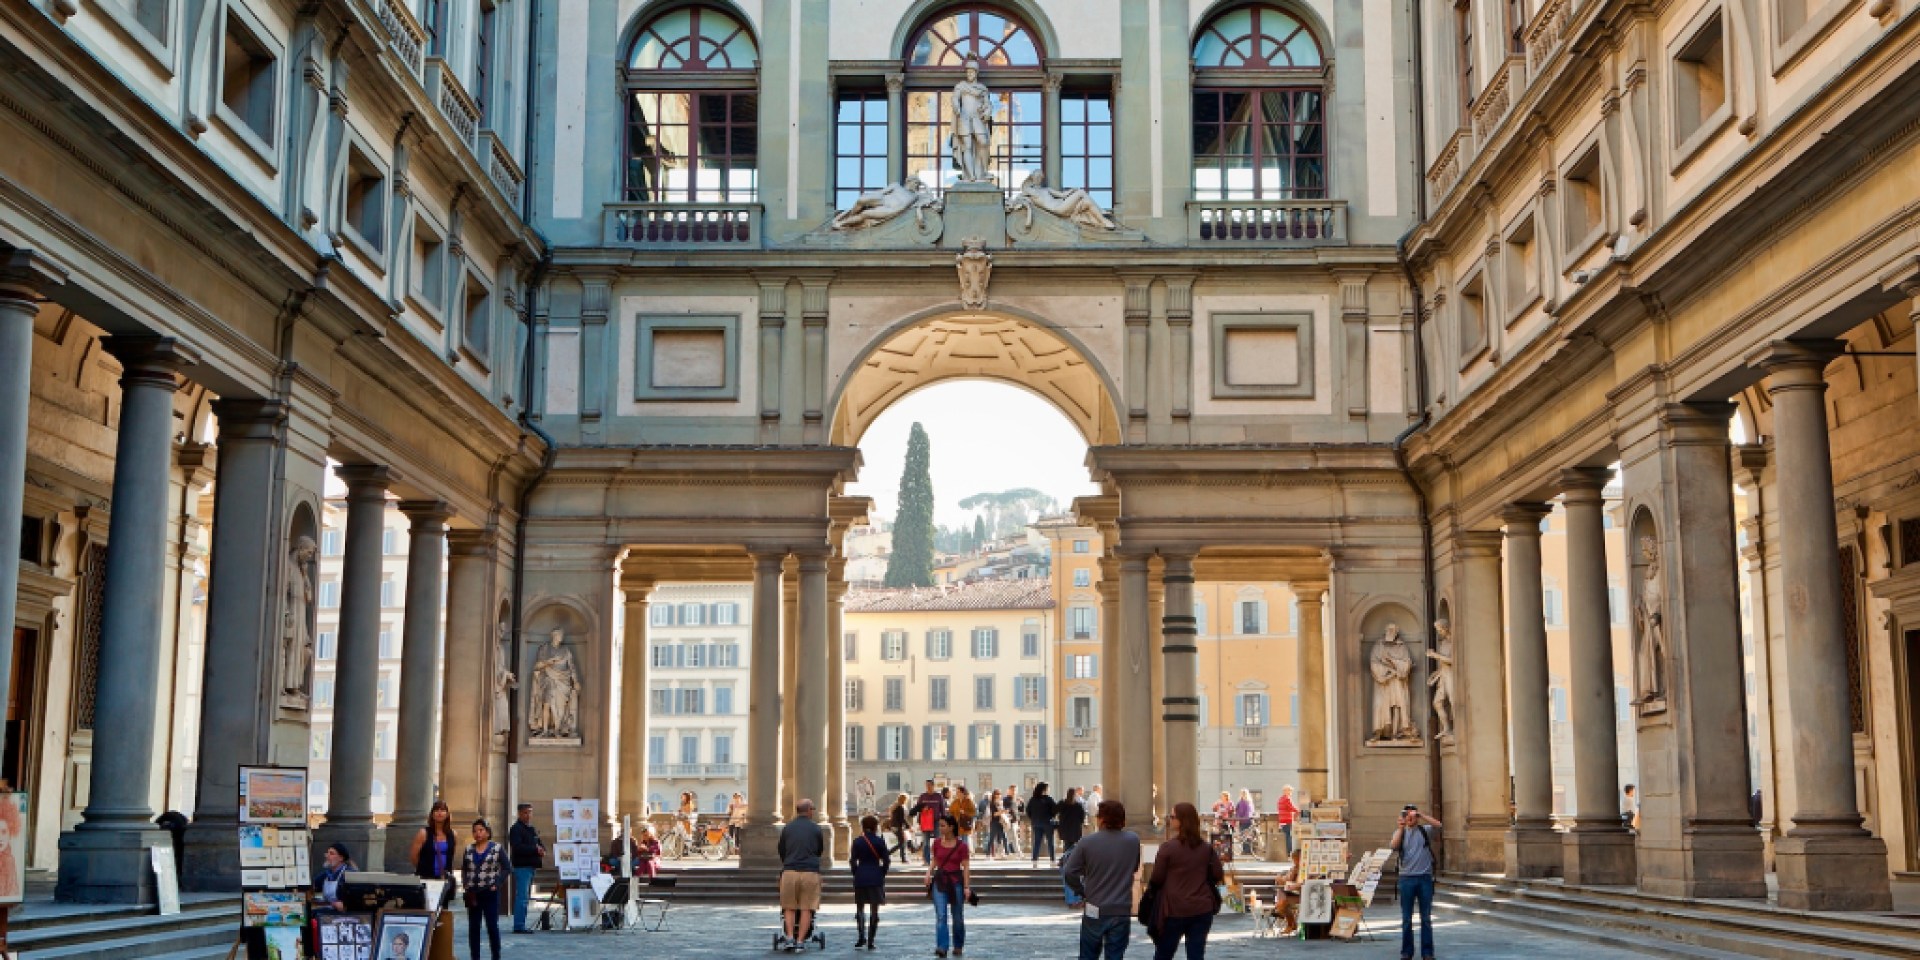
648, 762, 745, 779
1426, 128, 1469, 205
375, 0, 427, 75
606, 203, 762, 247
479, 129, 524, 210
1524, 0, 1575, 74
1188, 200, 1344, 244
424, 58, 480, 148
1471, 56, 1525, 144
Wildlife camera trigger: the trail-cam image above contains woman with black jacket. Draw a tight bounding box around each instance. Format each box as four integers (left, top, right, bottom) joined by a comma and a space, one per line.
848, 814, 891, 950
410, 800, 459, 888
887, 793, 913, 858
1055, 786, 1088, 852
1027, 782, 1058, 865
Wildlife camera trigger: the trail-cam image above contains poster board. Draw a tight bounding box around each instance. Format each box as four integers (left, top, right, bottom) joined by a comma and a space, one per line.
564, 888, 599, 930
240, 766, 309, 825
552, 799, 603, 883
241, 825, 311, 889
150, 845, 181, 915
317, 914, 375, 960
1298, 879, 1334, 924
372, 910, 433, 960
243, 891, 310, 927
1329, 905, 1363, 940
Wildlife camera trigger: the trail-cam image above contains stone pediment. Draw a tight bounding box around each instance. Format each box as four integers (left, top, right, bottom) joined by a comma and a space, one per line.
796, 179, 1147, 250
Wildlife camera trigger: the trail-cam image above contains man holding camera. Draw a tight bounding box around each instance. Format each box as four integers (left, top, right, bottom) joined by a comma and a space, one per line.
1391, 804, 1442, 960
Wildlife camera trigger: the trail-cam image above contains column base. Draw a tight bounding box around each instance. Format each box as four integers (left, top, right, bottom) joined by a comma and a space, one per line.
1562, 827, 1636, 886
1636, 825, 1766, 899
1504, 824, 1564, 879
828, 819, 850, 863
1774, 833, 1893, 911
1460, 818, 1507, 874
181, 819, 243, 892
314, 821, 388, 874
56, 827, 175, 904
384, 819, 425, 873
739, 821, 783, 868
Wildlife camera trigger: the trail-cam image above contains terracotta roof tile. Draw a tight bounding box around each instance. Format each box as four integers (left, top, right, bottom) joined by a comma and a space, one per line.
844, 579, 1055, 613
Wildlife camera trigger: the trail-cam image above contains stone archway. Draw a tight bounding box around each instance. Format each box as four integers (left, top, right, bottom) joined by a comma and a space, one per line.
828, 310, 1123, 447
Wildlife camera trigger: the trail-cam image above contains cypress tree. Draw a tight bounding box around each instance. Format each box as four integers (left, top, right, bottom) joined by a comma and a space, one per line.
885, 422, 936, 587
972, 515, 988, 551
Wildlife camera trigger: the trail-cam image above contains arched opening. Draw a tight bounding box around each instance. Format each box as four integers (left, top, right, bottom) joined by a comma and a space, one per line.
621, 3, 762, 203
829, 311, 1122, 448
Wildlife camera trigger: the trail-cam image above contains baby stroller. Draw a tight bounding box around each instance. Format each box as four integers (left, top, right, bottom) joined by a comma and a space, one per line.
772, 923, 826, 952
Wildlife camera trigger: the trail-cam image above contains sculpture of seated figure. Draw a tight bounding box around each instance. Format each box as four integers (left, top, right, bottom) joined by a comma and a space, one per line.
1009, 170, 1119, 230
830, 178, 939, 231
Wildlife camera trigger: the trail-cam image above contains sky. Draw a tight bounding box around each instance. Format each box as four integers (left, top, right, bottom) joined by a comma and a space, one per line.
846, 380, 1099, 529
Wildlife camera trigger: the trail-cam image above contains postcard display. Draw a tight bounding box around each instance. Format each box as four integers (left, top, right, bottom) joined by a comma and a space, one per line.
1294, 801, 1350, 881
552, 798, 604, 929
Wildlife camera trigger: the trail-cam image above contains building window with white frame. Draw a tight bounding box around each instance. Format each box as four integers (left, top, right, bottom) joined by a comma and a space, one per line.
1067, 654, 1096, 679
884, 677, 905, 712
882, 629, 908, 661
971, 626, 998, 659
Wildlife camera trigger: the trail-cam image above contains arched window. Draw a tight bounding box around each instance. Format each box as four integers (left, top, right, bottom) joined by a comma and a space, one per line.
1191, 4, 1327, 201
624, 5, 760, 203
901, 5, 1045, 192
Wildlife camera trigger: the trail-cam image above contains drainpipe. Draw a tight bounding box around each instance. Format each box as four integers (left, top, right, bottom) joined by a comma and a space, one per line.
507, 0, 556, 822
1392, 0, 1446, 856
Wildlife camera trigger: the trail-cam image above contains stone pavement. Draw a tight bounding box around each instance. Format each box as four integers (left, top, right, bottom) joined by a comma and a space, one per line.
452, 901, 1625, 958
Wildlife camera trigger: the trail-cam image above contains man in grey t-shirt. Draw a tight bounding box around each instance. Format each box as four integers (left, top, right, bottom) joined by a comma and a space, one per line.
1062, 800, 1140, 959
1392, 803, 1442, 960
776, 800, 825, 951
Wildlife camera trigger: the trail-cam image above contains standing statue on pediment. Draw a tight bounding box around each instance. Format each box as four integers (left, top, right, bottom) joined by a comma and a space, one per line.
950, 59, 995, 183
279, 536, 318, 705
529, 628, 582, 740
1368, 623, 1419, 743
1634, 536, 1668, 709
1427, 620, 1456, 743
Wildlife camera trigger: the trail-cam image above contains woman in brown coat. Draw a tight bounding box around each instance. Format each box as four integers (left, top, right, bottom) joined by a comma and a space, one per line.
1148, 802, 1225, 960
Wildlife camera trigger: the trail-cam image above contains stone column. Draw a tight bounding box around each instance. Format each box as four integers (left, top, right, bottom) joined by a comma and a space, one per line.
1116, 553, 1153, 827
312, 465, 394, 869
1096, 556, 1121, 789
1160, 552, 1199, 816
1502, 503, 1561, 878
0, 257, 57, 784
385, 501, 450, 869
1291, 580, 1329, 803
181, 400, 289, 890
741, 551, 786, 866
1560, 469, 1635, 884
795, 553, 830, 819
55, 337, 198, 904
1754, 342, 1893, 911
884, 74, 906, 184
781, 559, 799, 816
1455, 531, 1510, 874
438, 531, 497, 823
619, 575, 656, 825
826, 570, 850, 855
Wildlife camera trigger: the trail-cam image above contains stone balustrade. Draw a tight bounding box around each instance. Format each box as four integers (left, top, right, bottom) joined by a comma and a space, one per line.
1426, 127, 1469, 206
480, 130, 525, 209
375, 0, 427, 75
1187, 200, 1343, 244
1525, 0, 1575, 73
607, 203, 762, 247
425, 58, 480, 148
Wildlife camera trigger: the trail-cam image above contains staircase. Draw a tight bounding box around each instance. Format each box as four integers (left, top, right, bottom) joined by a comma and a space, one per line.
1436, 875, 1920, 960
655, 860, 1291, 905
3, 895, 240, 960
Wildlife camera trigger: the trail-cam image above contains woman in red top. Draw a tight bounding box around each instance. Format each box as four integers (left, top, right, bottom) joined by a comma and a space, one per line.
1149, 802, 1225, 959
1274, 785, 1299, 858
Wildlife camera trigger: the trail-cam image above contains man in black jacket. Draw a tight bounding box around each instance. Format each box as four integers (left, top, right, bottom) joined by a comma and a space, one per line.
1027, 783, 1059, 864
507, 804, 544, 933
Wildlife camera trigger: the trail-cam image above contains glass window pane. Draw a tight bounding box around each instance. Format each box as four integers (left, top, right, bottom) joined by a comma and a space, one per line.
1223, 124, 1252, 155
863, 125, 887, 155
1089, 157, 1112, 188
838, 123, 861, 154
731, 124, 757, 156
837, 158, 861, 190
1193, 92, 1223, 126
1087, 96, 1111, 123
863, 157, 887, 186
1090, 124, 1112, 155
865, 97, 887, 122
1062, 96, 1084, 123
732, 94, 758, 123
1062, 124, 1085, 156
838, 98, 864, 123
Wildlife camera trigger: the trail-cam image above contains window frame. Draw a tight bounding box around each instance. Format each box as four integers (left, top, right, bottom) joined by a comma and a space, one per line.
621, 5, 762, 204
213, 2, 284, 169
1667, 5, 1733, 169
900, 4, 1048, 196
834, 88, 892, 211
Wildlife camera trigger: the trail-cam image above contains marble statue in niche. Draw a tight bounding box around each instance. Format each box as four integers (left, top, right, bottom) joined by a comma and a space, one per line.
1368, 623, 1420, 743
1634, 535, 1668, 711
279, 536, 319, 706
1427, 620, 1456, 743
529, 628, 582, 741
950, 59, 994, 183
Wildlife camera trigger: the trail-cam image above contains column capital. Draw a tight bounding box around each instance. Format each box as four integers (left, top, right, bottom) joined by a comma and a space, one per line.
1748, 339, 1845, 382
209, 398, 289, 440
1158, 551, 1196, 579
794, 549, 831, 571
103, 336, 200, 385
334, 463, 395, 496
622, 578, 657, 602
1732, 441, 1770, 482
1290, 581, 1329, 604
0, 248, 68, 301
445, 529, 498, 557
398, 500, 453, 528
1502, 501, 1553, 531
1558, 466, 1614, 499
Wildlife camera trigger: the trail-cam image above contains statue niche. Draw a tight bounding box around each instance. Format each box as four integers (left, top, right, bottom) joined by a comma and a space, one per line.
527, 627, 583, 743
279, 536, 319, 708
1632, 534, 1668, 713
1366, 622, 1421, 745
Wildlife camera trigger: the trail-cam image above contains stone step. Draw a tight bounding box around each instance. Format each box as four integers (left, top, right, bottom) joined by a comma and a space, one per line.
1437, 878, 1920, 960
6, 903, 239, 960
1432, 895, 1754, 960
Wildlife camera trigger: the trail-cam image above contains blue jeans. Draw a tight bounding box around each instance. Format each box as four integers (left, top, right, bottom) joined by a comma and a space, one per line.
922, 830, 938, 864
931, 887, 965, 951
1399, 873, 1435, 959
1031, 821, 1056, 861
1078, 914, 1130, 959
510, 867, 535, 931
1152, 912, 1213, 960
1280, 823, 1293, 856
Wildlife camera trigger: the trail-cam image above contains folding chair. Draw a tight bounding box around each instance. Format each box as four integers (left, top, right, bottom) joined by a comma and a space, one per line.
1249, 886, 1283, 939
594, 878, 633, 932
635, 875, 676, 931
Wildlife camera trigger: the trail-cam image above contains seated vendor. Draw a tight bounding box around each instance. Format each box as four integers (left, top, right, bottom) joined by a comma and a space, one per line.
311, 843, 357, 913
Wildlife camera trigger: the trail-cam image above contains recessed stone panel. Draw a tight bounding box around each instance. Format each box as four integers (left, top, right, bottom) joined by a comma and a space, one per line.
651, 330, 727, 389
1224, 328, 1300, 387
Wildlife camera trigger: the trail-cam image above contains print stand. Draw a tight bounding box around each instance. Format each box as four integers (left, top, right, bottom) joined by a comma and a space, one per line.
233, 765, 314, 959
550, 798, 605, 932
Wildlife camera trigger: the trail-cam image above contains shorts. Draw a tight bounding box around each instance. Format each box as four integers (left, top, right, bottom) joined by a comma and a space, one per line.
779, 870, 822, 911
854, 885, 887, 906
